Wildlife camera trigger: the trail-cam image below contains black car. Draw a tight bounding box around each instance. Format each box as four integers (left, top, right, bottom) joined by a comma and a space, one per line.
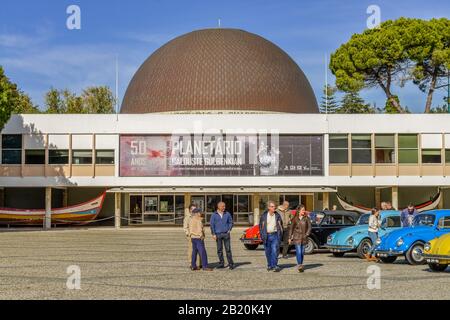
282, 210, 360, 254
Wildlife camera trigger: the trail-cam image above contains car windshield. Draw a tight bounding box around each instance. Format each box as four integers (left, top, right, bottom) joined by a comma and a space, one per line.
412, 214, 436, 227
356, 213, 370, 225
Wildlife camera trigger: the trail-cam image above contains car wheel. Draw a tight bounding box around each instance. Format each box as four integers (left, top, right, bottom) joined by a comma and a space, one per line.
332, 252, 345, 257
380, 256, 397, 264
244, 244, 259, 250
405, 242, 426, 265
357, 238, 372, 259
428, 263, 448, 272
304, 237, 317, 255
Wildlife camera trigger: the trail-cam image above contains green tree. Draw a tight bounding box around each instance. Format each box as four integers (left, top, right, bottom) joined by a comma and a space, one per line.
1, 66, 40, 131
330, 18, 420, 113
339, 90, 374, 114
45, 88, 65, 114
320, 84, 340, 113
63, 90, 84, 114
81, 86, 115, 114
407, 18, 450, 113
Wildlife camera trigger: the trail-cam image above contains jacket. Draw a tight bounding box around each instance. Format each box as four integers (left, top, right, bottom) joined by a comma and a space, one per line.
368, 214, 381, 233
288, 215, 312, 245
276, 206, 293, 228
259, 211, 283, 243
210, 211, 233, 235
188, 215, 205, 239
401, 208, 418, 227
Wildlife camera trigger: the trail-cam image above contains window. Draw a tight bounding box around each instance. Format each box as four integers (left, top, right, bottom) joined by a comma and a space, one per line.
144, 196, 158, 212
375, 134, 395, 163
343, 215, 356, 225
206, 195, 221, 212
96, 150, 115, 164
438, 217, 450, 229
279, 194, 300, 210
49, 150, 69, 165
446, 150, 450, 164
398, 134, 418, 164
1, 134, 22, 164
352, 134, 371, 164
329, 134, 348, 164
130, 195, 143, 214
382, 216, 401, 228
159, 195, 174, 213
72, 150, 92, 164
25, 149, 45, 164
235, 195, 250, 212
422, 149, 441, 164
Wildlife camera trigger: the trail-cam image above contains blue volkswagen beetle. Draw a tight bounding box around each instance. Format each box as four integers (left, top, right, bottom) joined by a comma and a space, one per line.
374, 209, 450, 265
325, 210, 401, 258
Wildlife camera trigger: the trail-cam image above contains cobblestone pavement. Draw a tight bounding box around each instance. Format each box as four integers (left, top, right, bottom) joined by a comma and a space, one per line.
0, 227, 448, 300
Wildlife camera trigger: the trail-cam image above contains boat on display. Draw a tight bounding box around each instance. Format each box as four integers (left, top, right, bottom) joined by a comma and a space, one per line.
336, 190, 442, 214
0, 191, 106, 225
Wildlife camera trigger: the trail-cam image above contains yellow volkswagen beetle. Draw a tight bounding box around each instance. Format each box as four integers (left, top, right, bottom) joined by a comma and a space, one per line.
423, 233, 450, 272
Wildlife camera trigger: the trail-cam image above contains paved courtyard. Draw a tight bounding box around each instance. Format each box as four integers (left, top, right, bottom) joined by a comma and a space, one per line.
0, 227, 449, 300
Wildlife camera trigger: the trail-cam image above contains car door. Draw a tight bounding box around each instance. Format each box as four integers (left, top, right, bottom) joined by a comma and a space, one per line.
435, 216, 450, 237
317, 214, 345, 245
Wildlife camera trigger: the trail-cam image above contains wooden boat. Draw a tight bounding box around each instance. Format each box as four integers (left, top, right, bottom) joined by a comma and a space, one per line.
336, 190, 442, 214
0, 191, 106, 225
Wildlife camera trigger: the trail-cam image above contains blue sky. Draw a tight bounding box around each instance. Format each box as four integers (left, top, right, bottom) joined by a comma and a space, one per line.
0, 0, 449, 113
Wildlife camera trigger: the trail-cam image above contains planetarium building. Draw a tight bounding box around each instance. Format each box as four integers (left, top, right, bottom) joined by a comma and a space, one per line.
1, 28, 450, 227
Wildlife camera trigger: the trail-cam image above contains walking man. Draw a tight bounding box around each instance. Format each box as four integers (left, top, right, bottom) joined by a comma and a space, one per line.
183, 203, 201, 269
210, 202, 235, 269
259, 201, 283, 272
276, 201, 291, 259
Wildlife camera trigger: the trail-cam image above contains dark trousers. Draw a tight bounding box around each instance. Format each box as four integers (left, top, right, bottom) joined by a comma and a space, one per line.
264, 233, 280, 269
281, 227, 290, 256
191, 238, 209, 269
216, 232, 234, 266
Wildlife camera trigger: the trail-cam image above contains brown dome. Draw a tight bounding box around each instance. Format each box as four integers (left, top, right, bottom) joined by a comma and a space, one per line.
120, 28, 318, 114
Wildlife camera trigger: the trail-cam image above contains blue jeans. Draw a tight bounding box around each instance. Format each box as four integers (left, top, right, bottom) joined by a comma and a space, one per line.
295, 244, 305, 265
264, 233, 280, 269
191, 238, 209, 269
368, 231, 378, 256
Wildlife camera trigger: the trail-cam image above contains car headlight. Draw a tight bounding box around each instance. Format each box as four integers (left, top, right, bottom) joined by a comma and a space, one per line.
347, 237, 354, 245
396, 238, 404, 247
424, 242, 431, 252
376, 238, 381, 245
327, 235, 332, 243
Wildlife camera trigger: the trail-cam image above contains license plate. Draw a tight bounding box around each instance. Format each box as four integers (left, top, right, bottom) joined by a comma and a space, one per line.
243, 240, 256, 244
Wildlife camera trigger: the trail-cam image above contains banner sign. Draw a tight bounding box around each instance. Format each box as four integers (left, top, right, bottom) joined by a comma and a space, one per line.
119, 135, 323, 177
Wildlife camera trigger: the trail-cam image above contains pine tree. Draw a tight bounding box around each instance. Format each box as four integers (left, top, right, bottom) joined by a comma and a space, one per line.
319, 84, 339, 113
339, 91, 374, 114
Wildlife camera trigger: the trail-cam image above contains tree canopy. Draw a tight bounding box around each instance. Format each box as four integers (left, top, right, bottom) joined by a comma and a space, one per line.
330, 17, 450, 113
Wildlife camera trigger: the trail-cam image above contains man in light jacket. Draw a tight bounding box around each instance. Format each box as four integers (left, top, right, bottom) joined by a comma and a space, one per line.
276, 201, 291, 259
259, 201, 284, 272
183, 204, 201, 268
188, 208, 213, 271
210, 202, 235, 269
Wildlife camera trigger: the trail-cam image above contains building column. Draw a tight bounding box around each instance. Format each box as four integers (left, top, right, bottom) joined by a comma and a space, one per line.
322, 192, 329, 210
438, 189, 444, 209
45, 187, 52, 230
115, 192, 121, 229
375, 188, 381, 208
184, 193, 192, 217
252, 194, 260, 226
392, 186, 399, 211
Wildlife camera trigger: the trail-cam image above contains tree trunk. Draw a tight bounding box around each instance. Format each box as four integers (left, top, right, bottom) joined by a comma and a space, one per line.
377, 77, 404, 113
424, 68, 439, 113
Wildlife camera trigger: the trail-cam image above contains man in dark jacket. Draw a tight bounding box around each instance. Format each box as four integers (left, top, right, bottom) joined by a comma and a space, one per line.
210, 202, 234, 269
401, 204, 418, 227
259, 201, 283, 272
